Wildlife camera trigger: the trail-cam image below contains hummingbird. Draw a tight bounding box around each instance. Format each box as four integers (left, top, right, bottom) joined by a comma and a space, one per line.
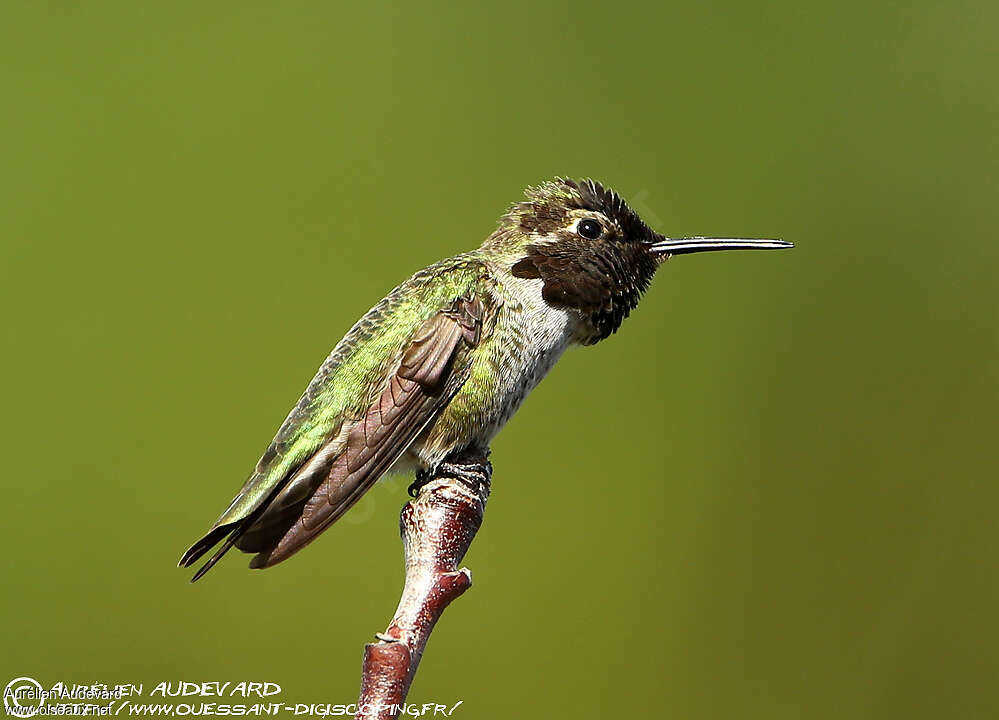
180, 178, 791, 581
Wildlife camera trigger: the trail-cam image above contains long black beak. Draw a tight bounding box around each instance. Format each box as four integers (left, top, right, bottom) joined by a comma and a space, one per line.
650, 237, 792, 255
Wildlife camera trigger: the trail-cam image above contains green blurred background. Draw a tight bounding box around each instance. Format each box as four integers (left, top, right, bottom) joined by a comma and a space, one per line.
2, 1, 997, 717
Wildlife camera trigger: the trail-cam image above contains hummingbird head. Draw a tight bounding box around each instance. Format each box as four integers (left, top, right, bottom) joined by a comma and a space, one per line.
487, 178, 791, 344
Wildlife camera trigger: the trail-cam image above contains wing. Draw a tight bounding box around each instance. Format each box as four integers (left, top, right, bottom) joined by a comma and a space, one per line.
244, 294, 483, 569
179, 281, 487, 581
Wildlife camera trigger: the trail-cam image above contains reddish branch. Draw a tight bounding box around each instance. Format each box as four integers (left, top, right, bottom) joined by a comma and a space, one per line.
356, 451, 492, 720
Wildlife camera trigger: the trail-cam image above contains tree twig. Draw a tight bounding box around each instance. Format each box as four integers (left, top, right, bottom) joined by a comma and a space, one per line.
356, 451, 492, 720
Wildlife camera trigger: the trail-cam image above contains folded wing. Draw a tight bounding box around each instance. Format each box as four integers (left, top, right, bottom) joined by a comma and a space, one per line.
180, 294, 484, 580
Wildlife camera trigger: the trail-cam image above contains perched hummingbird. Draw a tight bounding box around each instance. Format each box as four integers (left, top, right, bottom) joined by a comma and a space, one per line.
180, 178, 790, 581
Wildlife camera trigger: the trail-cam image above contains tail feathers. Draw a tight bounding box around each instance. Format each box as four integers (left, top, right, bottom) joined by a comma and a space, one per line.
179, 517, 255, 583
189, 530, 241, 583
179, 472, 327, 581
179, 468, 302, 581
178, 523, 240, 582
178, 525, 233, 569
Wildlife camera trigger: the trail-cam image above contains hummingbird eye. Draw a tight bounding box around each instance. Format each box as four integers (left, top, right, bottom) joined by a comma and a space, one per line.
577, 218, 602, 240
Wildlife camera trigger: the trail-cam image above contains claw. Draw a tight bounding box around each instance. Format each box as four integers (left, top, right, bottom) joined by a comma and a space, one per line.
408, 470, 431, 497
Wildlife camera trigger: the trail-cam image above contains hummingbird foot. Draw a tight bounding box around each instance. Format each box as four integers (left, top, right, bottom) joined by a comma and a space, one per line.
440, 461, 491, 491
409, 460, 490, 497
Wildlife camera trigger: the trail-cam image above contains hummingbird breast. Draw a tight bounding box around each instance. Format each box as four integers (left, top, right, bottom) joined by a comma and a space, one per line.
408, 263, 578, 467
